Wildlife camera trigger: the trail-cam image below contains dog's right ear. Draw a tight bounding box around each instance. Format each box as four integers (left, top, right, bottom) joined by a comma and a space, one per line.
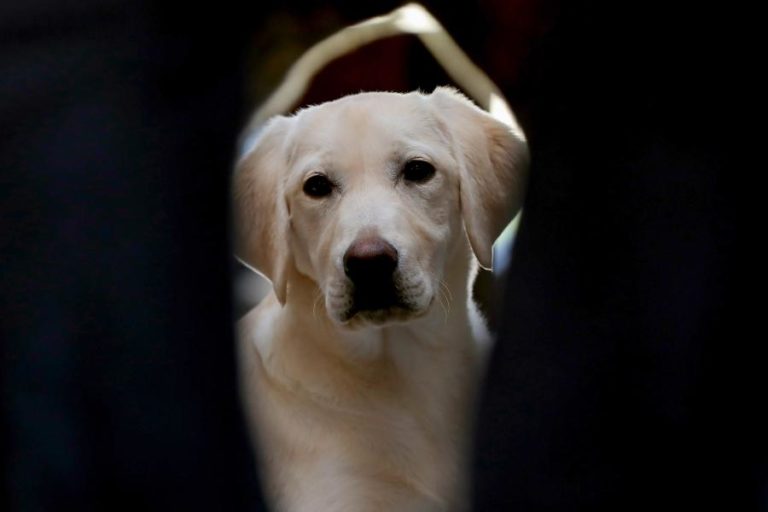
233, 116, 292, 305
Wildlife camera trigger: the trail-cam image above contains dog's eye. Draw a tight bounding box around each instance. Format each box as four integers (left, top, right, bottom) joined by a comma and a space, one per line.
402, 160, 436, 183
303, 174, 334, 198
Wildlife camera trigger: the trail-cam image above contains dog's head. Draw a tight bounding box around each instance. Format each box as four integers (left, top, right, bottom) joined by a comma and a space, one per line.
234, 88, 528, 328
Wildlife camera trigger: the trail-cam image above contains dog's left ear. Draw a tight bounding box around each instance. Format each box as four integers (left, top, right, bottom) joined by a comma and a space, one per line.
233, 116, 292, 304
430, 87, 529, 269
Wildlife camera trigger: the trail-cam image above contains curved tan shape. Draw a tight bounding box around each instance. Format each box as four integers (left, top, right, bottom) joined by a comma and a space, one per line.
239, 3, 526, 154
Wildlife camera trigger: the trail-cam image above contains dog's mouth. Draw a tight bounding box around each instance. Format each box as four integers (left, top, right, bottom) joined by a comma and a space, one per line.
341, 303, 425, 327
337, 279, 426, 327
343, 282, 404, 320
352, 278, 401, 311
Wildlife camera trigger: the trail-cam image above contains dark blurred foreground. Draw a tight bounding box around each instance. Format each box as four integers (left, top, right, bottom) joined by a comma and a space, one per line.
1, 1, 762, 511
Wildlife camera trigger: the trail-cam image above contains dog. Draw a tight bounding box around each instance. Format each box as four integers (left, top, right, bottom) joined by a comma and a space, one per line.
234, 87, 528, 512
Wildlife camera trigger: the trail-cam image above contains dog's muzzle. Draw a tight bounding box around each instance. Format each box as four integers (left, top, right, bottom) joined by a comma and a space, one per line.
343, 237, 404, 315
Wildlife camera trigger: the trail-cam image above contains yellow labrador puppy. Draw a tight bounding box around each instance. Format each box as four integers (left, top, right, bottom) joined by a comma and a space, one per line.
234, 87, 528, 512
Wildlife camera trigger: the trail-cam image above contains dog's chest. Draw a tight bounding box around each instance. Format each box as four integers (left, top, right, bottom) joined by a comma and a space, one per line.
251, 345, 472, 512
259, 382, 467, 512
239, 301, 478, 512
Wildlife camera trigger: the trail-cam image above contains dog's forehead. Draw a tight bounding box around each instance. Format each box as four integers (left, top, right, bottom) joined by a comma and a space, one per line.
290, 92, 444, 155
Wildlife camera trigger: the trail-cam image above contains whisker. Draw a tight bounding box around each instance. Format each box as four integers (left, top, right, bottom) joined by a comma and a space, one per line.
437, 288, 450, 323
312, 290, 324, 320
439, 280, 453, 306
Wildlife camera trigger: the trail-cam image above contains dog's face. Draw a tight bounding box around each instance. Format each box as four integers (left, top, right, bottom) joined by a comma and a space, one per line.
235, 88, 528, 328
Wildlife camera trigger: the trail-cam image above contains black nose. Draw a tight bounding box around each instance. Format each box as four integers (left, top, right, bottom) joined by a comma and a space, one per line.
343, 237, 398, 285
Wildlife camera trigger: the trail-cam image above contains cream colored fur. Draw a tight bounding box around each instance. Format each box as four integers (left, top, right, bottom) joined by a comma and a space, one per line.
234, 88, 528, 512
